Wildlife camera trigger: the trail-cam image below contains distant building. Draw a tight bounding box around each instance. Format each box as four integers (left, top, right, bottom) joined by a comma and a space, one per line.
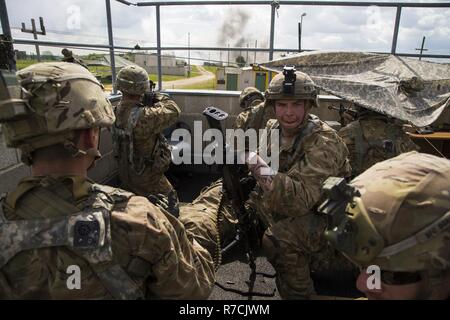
134, 53, 187, 76
216, 65, 272, 91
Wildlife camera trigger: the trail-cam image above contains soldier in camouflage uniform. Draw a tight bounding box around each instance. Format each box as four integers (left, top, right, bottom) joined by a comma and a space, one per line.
113, 65, 180, 217
0, 62, 215, 299
181, 68, 354, 299
338, 108, 418, 177
233, 87, 274, 132
244, 69, 353, 299
322, 151, 450, 300
239, 87, 264, 110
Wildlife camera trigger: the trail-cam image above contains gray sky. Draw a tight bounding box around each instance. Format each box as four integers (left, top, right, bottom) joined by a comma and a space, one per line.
4, 0, 450, 64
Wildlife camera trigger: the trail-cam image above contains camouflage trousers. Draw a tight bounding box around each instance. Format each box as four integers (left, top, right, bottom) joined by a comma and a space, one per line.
179, 180, 237, 259
262, 214, 355, 299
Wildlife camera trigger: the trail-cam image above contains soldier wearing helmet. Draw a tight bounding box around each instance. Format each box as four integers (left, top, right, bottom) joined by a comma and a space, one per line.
319, 151, 450, 299
337, 107, 418, 178
241, 67, 353, 299
239, 86, 264, 110
113, 65, 180, 217
176, 68, 353, 299
233, 87, 274, 138
0, 62, 216, 299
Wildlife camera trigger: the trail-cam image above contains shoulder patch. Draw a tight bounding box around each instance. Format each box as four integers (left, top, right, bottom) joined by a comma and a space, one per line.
90, 184, 134, 205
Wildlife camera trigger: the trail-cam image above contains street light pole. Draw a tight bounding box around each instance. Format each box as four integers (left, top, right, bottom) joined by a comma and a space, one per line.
298, 13, 306, 53
188, 32, 191, 77
415, 36, 428, 61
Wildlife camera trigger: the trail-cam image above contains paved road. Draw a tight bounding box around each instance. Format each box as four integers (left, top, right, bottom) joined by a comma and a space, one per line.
103, 66, 215, 92
162, 65, 215, 89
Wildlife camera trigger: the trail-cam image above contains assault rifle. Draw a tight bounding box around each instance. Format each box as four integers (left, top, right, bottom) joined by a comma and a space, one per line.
328, 104, 358, 127
142, 80, 157, 107
202, 106, 259, 272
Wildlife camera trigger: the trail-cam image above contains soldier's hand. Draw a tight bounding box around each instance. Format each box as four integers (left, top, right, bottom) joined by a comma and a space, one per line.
148, 192, 180, 218
245, 152, 274, 193
147, 193, 170, 211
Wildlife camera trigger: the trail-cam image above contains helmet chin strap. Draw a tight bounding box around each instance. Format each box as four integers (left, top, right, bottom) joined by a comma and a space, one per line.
63, 140, 102, 170
86, 148, 101, 170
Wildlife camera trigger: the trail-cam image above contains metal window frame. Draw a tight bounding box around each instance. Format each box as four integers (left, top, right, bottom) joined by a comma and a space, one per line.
2, 0, 450, 92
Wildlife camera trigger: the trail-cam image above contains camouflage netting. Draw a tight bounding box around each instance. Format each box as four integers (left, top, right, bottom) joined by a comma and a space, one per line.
260, 51, 450, 127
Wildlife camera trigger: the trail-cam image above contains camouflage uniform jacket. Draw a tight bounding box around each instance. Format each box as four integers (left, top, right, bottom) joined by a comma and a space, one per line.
233, 101, 275, 132
113, 93, 180, 196
0, 176, 214, 299
338, 114, 419, 177
248, 114, 351, 227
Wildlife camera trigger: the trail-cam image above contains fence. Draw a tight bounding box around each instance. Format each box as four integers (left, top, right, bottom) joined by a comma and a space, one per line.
1, 0, 450, 93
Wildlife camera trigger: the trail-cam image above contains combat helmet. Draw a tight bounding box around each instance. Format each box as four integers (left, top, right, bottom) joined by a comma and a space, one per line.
0, 62, 115, 165
265, 66, 319, 108
319, 151, 450, 274
239, 87, 264, 109
116, 65, 150, 95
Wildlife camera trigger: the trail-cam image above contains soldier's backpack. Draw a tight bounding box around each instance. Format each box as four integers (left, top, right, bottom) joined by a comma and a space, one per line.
350, 118, 412, 175
112, 103, 172, 175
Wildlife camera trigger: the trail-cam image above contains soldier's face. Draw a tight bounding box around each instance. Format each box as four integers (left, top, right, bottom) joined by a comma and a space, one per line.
274, 99, 306, 131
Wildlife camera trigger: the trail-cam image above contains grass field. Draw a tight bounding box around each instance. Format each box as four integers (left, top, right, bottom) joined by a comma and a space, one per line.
16, 59, 50, 70
148, 74, 185, 82
16, 61, 217, 90
202, 66, 218, 74
181, 78, 217, 90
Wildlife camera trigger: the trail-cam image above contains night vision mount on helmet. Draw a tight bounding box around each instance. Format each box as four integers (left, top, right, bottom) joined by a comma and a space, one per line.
265, 66, 319, 108
318, 152, 450, 272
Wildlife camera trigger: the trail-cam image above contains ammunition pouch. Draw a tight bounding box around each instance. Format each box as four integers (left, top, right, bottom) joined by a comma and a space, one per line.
112, 103, 172, 176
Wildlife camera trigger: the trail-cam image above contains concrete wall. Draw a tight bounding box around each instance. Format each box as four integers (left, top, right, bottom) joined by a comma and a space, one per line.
145, 66, 187, 76
239, 70, 254, 90
135, 54, 177, 67
216, 68, 271, 91
166, 89, 346, 127
134, 54, 186, 76
0, 92, 352, 194
2, 91, 448, 195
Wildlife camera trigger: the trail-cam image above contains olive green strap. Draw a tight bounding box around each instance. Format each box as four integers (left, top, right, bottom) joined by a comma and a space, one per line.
379, 210, 450, 258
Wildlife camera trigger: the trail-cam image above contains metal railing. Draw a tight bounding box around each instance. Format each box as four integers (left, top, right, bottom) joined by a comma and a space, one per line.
1, 0, 450, 93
